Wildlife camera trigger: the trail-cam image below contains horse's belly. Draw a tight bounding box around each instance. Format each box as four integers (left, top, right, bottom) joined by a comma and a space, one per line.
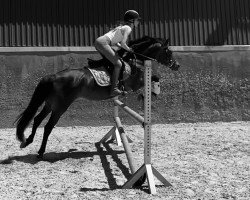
80, 85, 111, 101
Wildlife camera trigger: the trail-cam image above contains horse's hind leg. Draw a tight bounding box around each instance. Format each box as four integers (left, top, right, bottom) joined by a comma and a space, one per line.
37, 110, 63, 158
21, 105, 51, 148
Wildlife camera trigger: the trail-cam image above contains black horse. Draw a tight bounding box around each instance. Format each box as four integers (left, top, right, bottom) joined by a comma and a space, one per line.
15, 36, 179, 158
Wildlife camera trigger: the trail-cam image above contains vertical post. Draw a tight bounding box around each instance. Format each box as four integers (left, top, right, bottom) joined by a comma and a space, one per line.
143, 60, 156, 194
144, 60, 152, 164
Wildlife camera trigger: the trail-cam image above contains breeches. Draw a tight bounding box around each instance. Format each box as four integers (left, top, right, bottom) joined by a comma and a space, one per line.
94, 36, 122, 68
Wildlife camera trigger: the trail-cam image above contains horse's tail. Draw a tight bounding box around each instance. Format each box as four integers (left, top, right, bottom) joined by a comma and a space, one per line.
15, 77, 52, 142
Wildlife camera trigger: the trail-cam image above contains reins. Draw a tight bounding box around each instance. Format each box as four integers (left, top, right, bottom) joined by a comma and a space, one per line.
123, 48, 177, 70
131, 51, 157, 62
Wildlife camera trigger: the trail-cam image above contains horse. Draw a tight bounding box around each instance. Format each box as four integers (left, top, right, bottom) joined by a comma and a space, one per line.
15, 36, 180, 159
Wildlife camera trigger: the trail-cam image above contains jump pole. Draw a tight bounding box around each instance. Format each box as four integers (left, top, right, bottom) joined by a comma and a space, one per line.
100, 60, 172, 194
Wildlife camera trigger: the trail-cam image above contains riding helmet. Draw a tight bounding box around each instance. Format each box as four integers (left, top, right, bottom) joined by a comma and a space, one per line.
124, 10, 141, 22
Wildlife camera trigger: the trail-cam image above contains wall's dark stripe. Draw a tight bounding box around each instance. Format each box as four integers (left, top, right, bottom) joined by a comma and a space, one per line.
0, 0, 249, 47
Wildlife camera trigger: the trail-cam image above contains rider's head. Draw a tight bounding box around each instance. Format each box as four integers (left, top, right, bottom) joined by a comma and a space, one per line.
124, 10, 141, 26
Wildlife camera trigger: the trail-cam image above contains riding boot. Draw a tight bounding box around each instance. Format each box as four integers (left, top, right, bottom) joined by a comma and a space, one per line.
110, 67, 123, 96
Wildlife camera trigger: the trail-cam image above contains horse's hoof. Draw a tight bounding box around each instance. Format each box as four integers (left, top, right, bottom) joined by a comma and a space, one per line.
20, 142, 27, 148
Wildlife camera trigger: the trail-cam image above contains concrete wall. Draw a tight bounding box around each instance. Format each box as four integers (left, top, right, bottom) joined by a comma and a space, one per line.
158, 49, 250, 123
0, 47, 249, 128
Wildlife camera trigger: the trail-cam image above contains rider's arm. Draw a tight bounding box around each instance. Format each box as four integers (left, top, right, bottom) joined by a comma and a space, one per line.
119, 25, 132, 52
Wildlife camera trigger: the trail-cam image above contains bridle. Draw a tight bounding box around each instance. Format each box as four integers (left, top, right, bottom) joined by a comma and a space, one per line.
166, 58, 177, 69
121, 43, 178, 80
129, 48, 177, 69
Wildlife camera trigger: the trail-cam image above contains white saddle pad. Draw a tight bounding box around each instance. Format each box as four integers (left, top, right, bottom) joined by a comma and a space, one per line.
87, 63, 132, 87
88, 67, 111, 86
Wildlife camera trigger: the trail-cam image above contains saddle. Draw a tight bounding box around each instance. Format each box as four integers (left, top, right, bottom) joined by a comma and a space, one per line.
87, 58, 131, 87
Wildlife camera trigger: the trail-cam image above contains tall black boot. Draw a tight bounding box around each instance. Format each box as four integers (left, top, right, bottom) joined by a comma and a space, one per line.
110, 67, 123, 96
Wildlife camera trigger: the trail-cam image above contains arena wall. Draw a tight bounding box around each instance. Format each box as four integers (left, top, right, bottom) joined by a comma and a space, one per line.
0, 47, 249, 128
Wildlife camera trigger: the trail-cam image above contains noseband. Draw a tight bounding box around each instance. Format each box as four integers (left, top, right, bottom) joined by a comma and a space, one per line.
167, 59, 176, 69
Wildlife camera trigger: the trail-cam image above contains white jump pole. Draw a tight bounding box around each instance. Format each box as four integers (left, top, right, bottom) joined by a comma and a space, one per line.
100, 60, 171, 194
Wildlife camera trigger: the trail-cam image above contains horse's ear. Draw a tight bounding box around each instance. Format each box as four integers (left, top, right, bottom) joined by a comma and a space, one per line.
164, 38, 170, 47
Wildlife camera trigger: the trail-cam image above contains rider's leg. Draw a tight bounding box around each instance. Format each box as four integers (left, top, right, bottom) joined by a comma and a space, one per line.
94, 36, 123, 96
110, 61, 122, 96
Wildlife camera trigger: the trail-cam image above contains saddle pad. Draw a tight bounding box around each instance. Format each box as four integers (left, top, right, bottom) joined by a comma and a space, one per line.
87, 63, 132, 87
88, 67, 111, 86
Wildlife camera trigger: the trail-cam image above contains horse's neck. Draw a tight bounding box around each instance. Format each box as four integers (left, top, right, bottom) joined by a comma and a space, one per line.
146, 45, 161, 55
131, 37, 162, 59
131, 38, 157, 53
123, 41, 162, 92
137, 45, 161, 60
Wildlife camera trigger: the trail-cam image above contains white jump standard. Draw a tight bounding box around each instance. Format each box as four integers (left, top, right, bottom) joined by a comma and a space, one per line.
100, 60, 172, 194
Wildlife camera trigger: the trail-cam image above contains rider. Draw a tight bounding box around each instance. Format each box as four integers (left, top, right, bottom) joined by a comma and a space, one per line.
94, 10, 141, 96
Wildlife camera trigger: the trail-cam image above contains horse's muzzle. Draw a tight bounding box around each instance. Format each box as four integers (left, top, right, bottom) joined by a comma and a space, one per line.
170, 60, 180, 71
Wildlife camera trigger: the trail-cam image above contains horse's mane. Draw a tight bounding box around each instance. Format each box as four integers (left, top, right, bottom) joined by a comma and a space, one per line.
129, 36, 166, 52
117, 36, 167, 57
128, 36, 161, 46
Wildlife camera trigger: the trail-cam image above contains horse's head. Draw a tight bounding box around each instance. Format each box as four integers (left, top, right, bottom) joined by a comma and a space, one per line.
120, 36, 180, 95
155, 39, 180, 71
136, 37, 180, 71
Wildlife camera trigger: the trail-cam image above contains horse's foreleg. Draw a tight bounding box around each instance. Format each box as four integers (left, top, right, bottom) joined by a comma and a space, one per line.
37, 111, 62, 159
21, 105, 51, 148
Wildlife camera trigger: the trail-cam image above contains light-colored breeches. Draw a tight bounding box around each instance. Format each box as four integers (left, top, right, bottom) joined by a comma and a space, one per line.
94, 36, 122, 69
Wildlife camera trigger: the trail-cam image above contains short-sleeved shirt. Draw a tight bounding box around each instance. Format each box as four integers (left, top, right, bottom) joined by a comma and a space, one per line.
104, 25, 131, 45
